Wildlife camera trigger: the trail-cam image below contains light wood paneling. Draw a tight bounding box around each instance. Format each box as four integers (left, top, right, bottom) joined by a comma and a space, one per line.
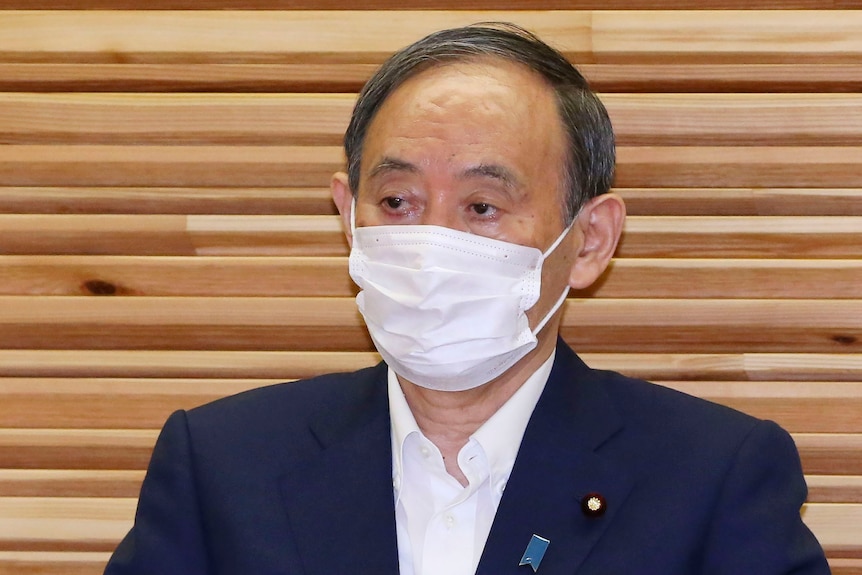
0, 6, 859, 572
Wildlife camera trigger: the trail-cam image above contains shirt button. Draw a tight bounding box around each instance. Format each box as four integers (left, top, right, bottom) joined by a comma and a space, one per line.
393, 475, 401, 490
420, 445, 431, 458
445, 514, 455, 529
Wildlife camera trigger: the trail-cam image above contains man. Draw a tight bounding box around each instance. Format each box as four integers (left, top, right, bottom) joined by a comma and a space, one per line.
104, 23, 830, 574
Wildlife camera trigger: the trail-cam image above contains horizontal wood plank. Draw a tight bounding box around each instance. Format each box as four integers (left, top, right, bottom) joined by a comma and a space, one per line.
3, 145, 861, 188
3, 93, 861, 146
655, 381, 862, 433
1, 378, 860, 433
4, 63, 862, 93
617, 188, 862, 217
0, 187, 339, 215
0, 296, 857, 352
0, 350, 859, 382
2, 256, 861, 298
807, 476, 862, 504
1, 214, 860, 258
0, 551, 109, 575
2, 11, 861, 65
0, 470, 144, 498
1, 0, 861, 9
3, 187, 861, 216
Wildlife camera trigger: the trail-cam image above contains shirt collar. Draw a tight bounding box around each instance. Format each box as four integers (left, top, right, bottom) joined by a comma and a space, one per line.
389, 350, 556, 498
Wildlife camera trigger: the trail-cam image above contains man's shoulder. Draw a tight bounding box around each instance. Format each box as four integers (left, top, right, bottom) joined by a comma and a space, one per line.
182, 362, 388, 443
596, 366, 760, 434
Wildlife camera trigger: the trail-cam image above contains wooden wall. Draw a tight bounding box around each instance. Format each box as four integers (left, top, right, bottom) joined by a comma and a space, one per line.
0, 4, 860, 574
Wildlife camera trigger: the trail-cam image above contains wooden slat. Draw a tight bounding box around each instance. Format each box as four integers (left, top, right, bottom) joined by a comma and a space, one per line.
0, 470, 144, 498
2, 187, 861, 217
2, 256, 860, 299
0, 378, 275, 429
614, 146, 862, 188
0, 350, 859, 382
1, 0, 861, 9
580, 63, 862, 93
0, 497, 133, 552
802, 504, 862, 558
0, 429, 157, 470
0, 296, 857, 353
0, 187, 338, 215
3, 93, 861, 146
796, 434, 862, 475
827, 558, 862, 575
617, 188, 862, 216
655, 381, 862, 433
807, 476, 862, 504
2, 11, 861, 65
0, 145, 342, 188
589, 259, 862, 299
1, 214, 860, 258
4, 63, 862, 93
3, 145, 861, 188
2, 378, 860, 433
0, 552, 109, 575
616, 216, 862, 258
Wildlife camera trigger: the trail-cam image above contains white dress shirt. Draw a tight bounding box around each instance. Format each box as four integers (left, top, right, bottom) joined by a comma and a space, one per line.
388, 351, 555, 575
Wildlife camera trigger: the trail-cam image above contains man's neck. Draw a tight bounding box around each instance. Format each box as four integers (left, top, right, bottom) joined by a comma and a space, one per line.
397, 334, 558, 485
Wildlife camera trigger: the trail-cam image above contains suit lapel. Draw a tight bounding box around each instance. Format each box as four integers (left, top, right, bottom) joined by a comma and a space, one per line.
476, 341, 635, 575
278, 364, 400, 575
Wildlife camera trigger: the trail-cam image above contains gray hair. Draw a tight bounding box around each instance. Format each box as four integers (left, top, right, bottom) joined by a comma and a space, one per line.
342, 22, 615, 223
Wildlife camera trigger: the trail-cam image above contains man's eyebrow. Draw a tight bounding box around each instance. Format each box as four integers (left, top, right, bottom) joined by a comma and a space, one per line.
460, 164, 520, 189
368, 157, 420, 179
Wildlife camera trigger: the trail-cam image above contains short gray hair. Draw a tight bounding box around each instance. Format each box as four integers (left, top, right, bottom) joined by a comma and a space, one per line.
343, 22, 615, 222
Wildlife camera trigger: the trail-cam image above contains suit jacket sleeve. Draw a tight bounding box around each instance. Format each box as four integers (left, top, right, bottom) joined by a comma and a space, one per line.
104, 410, 211, 575
700, 419, 830, 574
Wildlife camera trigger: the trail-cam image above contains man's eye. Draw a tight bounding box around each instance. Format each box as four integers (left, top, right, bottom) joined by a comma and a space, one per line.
471, 203, 495, 215
383, 197, 404, 210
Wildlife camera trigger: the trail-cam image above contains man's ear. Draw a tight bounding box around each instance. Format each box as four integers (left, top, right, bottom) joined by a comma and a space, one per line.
568, 193, 626, 290
330, 171, 354, 248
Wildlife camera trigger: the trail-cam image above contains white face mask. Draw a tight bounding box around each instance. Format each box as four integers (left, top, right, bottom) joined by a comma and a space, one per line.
348, 208, 572, 392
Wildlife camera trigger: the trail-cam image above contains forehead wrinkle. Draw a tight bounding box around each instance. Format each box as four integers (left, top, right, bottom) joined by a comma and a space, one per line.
368, 156, 420, 180
459, 163, 521, 191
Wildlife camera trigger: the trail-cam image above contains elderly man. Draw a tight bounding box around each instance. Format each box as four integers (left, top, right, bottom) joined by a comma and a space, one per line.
105, 23, 829, 575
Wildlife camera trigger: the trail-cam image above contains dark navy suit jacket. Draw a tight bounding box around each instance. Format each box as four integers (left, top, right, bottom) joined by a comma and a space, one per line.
105, 340, 830, 574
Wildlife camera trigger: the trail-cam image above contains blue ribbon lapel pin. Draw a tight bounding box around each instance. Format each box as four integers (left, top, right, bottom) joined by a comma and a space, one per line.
519, 534, 550, 572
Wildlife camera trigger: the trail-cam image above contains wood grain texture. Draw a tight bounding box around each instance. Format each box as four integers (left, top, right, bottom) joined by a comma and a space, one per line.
1, 214, 860, 258
0, 3, 859, 566
5, 63, 862, 93
0, 552, 111, 575
2, 187, 860, 216
0, 296, 857, 353
2, 11, 861, 65
3, 93, 861, 146
4, 145, 861, 188
2, 378, 859, 433
1, 256, 861, 299
1, 0, 861, 8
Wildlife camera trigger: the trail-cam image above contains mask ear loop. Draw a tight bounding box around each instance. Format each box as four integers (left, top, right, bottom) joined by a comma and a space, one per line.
532, 221, 576, 335
532, 285, 570, 336
349, 196, 358, 236
542, 220, 575, 258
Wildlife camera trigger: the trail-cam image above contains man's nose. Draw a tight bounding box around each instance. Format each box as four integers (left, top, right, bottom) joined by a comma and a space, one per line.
419, 197, 469, 232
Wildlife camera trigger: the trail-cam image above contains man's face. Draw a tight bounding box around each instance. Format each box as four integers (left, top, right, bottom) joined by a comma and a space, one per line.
341, 57, 580, 332
355, 58, 570, 252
